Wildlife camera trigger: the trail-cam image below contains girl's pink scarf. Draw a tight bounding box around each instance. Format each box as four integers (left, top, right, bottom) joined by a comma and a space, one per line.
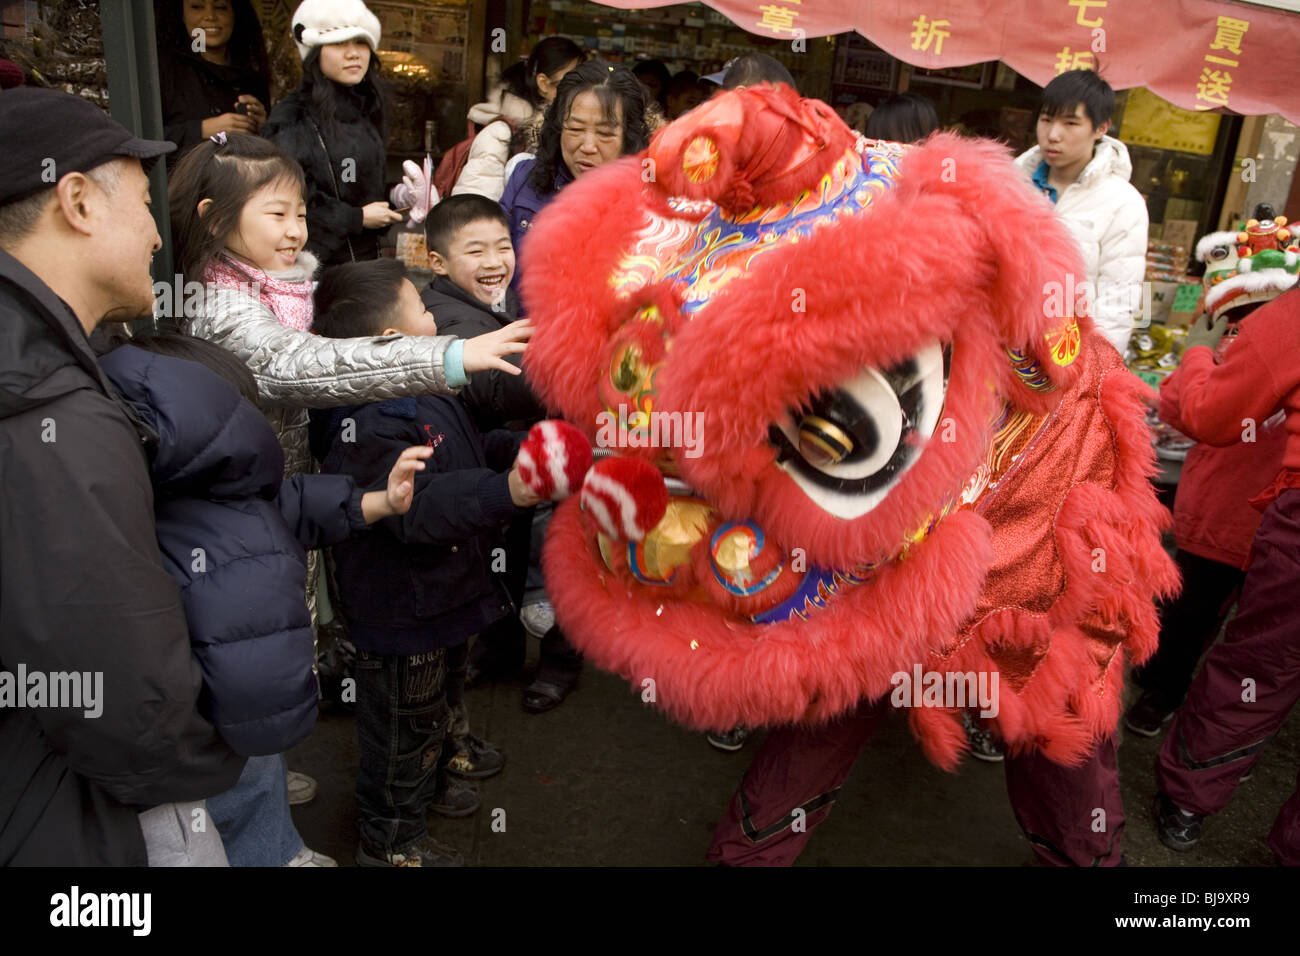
204, 251, 320, 332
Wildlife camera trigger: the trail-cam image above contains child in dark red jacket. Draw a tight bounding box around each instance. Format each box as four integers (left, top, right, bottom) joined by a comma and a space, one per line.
1149, 286, 1300, 864
1126, 294, 1287, 736
313, 259, 545, 867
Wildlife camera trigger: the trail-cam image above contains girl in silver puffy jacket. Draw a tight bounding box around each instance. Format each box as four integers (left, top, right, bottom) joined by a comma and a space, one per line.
168, 134, 531, 479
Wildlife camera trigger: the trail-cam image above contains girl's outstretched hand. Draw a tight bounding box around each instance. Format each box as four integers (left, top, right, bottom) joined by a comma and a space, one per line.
462, 320, 534, 375
361, 445, 434, 523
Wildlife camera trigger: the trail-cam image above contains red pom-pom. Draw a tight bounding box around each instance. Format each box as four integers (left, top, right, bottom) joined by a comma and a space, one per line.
580, 456, 669, 541
517, 420, 592, 500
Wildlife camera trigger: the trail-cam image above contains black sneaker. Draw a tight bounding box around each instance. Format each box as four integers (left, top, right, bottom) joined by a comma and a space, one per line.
356, 836, 464, 867
1153, 792, 1204, 851
961, 709, 1005, 762
522, 678, 575, 713
428, 777, 481, 818
1124, 692, 1175, 737
706, 725, 750, 752
446, 734, 505, 780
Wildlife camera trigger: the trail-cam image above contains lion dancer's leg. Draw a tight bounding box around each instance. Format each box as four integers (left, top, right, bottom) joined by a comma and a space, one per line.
1154, 489, 1300, 864
706, 700, 885, 866
1272, 768, 1300, 864
1004, 735, 1125, 866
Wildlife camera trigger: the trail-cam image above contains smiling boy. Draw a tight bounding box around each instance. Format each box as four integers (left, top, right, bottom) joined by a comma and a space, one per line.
420, 193, 544, 428
1015, 70, 1148, 354
419, 195, 587, 713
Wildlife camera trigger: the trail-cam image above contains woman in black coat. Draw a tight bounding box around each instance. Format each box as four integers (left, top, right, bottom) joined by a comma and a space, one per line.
153, 0, 271, 160
262, 5, 401, 265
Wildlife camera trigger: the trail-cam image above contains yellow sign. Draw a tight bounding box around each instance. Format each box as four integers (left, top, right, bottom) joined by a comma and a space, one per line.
1119, 87, 1221, 156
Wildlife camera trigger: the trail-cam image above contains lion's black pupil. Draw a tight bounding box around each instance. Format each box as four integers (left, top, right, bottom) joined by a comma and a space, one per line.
805, 389, 879, 464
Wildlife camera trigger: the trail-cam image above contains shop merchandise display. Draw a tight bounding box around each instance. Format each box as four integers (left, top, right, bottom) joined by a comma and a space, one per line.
1142, 203, 1299, 461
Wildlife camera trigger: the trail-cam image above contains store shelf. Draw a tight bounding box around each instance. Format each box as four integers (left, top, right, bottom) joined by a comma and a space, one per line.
525, 0, 832, 93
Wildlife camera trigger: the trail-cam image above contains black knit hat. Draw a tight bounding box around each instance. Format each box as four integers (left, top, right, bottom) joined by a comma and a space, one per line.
0, 87, 175, 207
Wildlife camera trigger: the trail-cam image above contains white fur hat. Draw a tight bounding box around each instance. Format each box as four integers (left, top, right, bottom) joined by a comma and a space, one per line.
291, 0, 381, 61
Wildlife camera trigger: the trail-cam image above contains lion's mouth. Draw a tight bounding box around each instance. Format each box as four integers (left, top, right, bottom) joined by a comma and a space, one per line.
593, 491, 949, 626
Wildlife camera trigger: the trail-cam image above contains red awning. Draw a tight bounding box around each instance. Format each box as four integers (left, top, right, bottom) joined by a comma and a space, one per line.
594, 0, 1300, 125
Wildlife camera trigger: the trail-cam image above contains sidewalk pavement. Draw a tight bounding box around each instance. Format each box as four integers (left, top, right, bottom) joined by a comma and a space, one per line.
288, 641, 1297, 866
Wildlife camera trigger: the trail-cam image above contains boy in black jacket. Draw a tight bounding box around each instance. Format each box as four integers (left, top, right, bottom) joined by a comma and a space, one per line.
421, 193, 583, 713
314, 259, 543, 867
419, 193, 543, 430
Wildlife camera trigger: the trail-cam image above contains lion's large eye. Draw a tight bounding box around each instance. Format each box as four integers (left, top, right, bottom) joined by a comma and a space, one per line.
769, 342, 948, 519
797, 412, 858, 467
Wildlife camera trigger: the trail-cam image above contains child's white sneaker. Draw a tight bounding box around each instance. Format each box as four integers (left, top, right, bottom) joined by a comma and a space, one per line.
286, 770, 317, 805
284, 846, 337, 867
520, 600, 555, 638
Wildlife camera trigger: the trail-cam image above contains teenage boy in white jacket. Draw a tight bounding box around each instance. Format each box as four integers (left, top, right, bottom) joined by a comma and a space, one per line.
1016, 70, 1148, 354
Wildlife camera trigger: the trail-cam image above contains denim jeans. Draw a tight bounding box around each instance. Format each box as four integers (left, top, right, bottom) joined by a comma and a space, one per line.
207, 753, 304, 867
445, 641, 470, 740
355, 647, 454, 855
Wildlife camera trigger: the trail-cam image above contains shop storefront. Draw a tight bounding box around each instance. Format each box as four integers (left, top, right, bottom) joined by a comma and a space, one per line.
589, 0, 1297, 241
518, 0, 833, 98
7, 0, 1296, 292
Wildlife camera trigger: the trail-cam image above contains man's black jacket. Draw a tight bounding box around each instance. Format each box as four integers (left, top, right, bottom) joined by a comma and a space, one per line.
0, 250, 244, 866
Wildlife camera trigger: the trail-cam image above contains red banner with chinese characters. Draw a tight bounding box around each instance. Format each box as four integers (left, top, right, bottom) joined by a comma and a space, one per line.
594, 0, 1299, 124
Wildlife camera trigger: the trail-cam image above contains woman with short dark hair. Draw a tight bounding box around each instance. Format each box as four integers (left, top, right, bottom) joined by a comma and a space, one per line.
453, 36, 584, 201
493, 60, 652, 712
864, 92, 940, 144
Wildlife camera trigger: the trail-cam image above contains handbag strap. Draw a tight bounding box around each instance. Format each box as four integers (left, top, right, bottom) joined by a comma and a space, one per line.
307, 118, 357, 263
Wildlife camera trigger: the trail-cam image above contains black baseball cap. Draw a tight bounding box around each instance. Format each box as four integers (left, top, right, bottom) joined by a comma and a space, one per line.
0, 87, 175, 207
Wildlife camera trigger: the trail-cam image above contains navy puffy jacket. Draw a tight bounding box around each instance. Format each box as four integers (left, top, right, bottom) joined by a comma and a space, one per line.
100, 345, 367, 756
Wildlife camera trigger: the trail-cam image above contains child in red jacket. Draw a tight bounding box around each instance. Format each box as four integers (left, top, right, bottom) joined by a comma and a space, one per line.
1126, 228, 1291, 736
1149, 285, 1300, 864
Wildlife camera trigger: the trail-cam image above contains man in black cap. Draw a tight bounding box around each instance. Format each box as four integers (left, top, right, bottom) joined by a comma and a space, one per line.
0, 87, 244, 865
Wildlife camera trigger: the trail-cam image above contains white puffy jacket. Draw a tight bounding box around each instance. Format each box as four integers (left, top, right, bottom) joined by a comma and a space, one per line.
452, 89, 539, 201
1015, 136, 1148, 353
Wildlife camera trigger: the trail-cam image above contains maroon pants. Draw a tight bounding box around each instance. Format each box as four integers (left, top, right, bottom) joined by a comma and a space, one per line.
707, 700, 1125, 866
1155, 489, 1300, 865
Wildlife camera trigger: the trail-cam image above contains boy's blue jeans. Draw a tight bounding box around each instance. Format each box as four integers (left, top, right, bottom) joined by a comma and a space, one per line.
207, 753, 304, 866
355, 645, 458, 855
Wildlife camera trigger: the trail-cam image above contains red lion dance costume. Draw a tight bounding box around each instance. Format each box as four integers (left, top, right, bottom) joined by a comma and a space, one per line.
520, 86, 1178, 865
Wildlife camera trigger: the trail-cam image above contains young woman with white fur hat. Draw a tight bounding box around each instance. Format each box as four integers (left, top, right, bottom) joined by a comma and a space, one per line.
263, 0, 402, 266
